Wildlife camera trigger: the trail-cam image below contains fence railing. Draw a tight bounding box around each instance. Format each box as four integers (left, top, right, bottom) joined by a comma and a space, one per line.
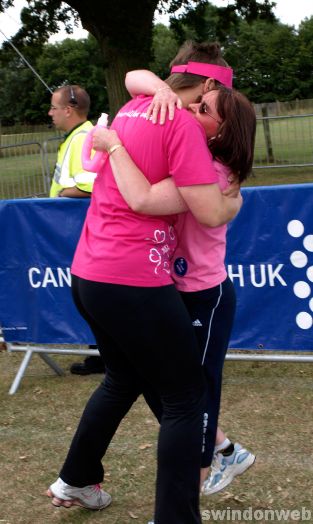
0, 142, 47, 199
254, 113, 313, 170
1, 113, 313, 199
0, 137, 61, 199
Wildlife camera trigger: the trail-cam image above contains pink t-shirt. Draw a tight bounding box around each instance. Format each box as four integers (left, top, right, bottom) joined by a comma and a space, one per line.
71, 96, 218, 287
172, 161, 231, 292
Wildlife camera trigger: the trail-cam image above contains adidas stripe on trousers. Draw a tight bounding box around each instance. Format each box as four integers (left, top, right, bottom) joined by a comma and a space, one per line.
144, 276, 236, 468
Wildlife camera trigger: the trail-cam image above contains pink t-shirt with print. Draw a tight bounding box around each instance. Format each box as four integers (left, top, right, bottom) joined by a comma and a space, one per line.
172, 161, 231, 292
71, 96, 218, 287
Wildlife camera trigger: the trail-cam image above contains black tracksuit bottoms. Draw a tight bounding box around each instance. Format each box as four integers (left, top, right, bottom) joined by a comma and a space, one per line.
144, 277, 236, 468
59, 275, 207, 524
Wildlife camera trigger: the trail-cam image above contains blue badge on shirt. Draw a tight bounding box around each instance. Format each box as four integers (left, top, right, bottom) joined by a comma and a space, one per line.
174, 257, 188, 277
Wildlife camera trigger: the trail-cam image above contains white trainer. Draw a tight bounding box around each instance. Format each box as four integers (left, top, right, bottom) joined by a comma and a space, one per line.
202, 443, 255, 496
47, 477, 112, 510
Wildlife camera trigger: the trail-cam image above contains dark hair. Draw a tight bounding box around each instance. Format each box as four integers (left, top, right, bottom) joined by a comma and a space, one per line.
55, 85, 90, 116
208, 87, 256, 182
170, 41, 228, 68
166, 41, 229, 90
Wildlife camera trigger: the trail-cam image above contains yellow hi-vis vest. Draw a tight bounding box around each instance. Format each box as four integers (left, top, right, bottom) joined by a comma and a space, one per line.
50, 121, 96, 197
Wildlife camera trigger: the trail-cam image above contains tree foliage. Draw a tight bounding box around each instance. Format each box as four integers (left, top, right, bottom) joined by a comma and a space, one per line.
297, 17, 313, 98
170, 3, 313, 103
169, 0, 275, 44
0, 36, 107, 124
150, 23, 179, 78
0, 0, 276, 115
223, 20, 301, 102
1, 1, 313, 124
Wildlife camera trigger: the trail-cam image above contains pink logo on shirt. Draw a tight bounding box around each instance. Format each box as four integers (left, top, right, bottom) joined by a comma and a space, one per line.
148, 226, 176, 275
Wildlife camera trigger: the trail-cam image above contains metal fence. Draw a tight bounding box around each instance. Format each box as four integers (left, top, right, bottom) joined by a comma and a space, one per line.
1, 113, 313, 199
254, 113, 313, 170
0, 136, 61, 199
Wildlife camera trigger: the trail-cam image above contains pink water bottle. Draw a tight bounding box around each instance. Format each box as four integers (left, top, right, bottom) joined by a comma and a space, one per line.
82, 112, 109, 172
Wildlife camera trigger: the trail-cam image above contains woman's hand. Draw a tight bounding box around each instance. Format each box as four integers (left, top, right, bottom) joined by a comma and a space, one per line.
222, 178, 241, 198
222, 178, 243, 221
92, 128, 122, 152
222, 188, 243, 217
146, 86, 183, 125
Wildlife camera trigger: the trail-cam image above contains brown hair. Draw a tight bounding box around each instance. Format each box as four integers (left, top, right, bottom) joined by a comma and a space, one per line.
166, 41, 229, 90
209, 87, 256, 182
54, 85, 90, 116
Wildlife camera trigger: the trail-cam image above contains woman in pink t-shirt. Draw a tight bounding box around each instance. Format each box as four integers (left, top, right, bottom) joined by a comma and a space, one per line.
91, 83, 256, 499
47, 69, 242, 524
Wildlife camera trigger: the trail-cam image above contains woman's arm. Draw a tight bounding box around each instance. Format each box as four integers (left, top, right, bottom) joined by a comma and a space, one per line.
125, 69, 167, 97
125, 69, 182, 124
92, 127, 241, 223
92, 127, 187, 215
178, 184, 242, 227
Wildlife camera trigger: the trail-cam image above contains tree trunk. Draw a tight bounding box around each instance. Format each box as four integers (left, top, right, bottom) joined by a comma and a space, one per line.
69, 0, 159, 116
100, 46, 133, 118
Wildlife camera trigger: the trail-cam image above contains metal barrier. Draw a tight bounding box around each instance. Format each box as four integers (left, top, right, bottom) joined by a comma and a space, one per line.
2, 186, 313, 393
7, 343, 100, 395
1, 113, 313, 199
6, 344, 313, 395
0, 142, 47, 199
0, 137, 61, 199
254, 113, 313, 169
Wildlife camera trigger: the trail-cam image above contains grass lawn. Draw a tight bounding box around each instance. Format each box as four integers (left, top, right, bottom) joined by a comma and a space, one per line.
244, 167, 313, 187
1, 351, 313, 523
1, 117, 313, 199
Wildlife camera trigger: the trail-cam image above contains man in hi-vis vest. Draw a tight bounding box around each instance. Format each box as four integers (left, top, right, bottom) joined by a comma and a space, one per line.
49, 84, 105, 376
49, 84, 96, 198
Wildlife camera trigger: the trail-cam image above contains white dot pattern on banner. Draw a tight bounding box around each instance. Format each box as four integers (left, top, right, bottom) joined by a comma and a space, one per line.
287, 219, 304, 237
293, 281, 311, 299
296, 311, 313, 330
287, 219, 313, 331
307, 266, 313, 282
290, 250, 308, 268
303, 235, 313, 252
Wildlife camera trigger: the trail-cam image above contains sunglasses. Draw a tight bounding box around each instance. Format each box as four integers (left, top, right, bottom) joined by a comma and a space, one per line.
199, 101, 221, 124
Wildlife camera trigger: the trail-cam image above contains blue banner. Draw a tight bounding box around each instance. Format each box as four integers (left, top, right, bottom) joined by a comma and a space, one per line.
226, 184, 313, 350
1, 184, 313, 350
0, 198, 95, 345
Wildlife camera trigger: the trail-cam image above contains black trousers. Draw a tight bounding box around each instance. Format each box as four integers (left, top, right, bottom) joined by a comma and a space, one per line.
144, 277, 236, 468
60, 275, 206, 524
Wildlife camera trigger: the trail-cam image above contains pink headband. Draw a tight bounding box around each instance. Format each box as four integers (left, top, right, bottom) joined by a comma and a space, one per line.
171, 61, 233, 88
